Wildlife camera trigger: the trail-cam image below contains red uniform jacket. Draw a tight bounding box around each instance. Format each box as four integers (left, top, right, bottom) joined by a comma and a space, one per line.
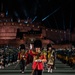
32, 53, 46, 70
18, 52, 26, 60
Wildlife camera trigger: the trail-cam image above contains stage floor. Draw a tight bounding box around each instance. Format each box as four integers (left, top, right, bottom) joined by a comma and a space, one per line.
0, 59, 75, 75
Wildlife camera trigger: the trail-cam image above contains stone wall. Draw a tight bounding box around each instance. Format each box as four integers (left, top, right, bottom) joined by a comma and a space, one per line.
0, 22, 46, 45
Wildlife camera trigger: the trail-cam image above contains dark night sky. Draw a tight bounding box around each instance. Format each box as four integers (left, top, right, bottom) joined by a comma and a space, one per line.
0, 0, 75, 31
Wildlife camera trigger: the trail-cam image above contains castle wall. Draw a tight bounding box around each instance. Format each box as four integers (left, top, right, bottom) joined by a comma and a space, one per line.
0, 22, 46, 45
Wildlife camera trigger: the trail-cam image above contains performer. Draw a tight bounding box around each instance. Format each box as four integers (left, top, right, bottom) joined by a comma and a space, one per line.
17, 44, 26, 73
52, 48, 56, 69
26, 43, 34, 65
47, 44, 54, 73
25, 49, 33, 70
25, 43, 34, 69
32, 39, 47, 75
42, 47, 47, 71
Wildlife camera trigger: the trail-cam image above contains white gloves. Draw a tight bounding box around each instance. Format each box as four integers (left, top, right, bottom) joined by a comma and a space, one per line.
35, 59, 42, 62
17, 60, 20, 62
38, 59, 42, 62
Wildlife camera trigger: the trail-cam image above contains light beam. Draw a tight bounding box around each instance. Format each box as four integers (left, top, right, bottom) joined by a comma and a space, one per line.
31, 16, 37, 23
6, 11, 8, 16
14, 11, 19, 18
42, 7, 60, 21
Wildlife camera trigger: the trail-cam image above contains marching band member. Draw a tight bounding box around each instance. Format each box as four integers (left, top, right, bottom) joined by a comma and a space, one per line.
42, 47, 47, 71
32, 39, 47, 75
47, 44, 54, 73
25, 43, 34, 69
47, 55, 54, 73
17, 44, 26, 73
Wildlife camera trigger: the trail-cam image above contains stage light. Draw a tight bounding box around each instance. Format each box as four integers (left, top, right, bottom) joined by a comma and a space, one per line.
6, 11, 8, 16
14, 11, 19, 18
42, 15, 49, 21
31, 16, 37, 23
42, 7, 60, 21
